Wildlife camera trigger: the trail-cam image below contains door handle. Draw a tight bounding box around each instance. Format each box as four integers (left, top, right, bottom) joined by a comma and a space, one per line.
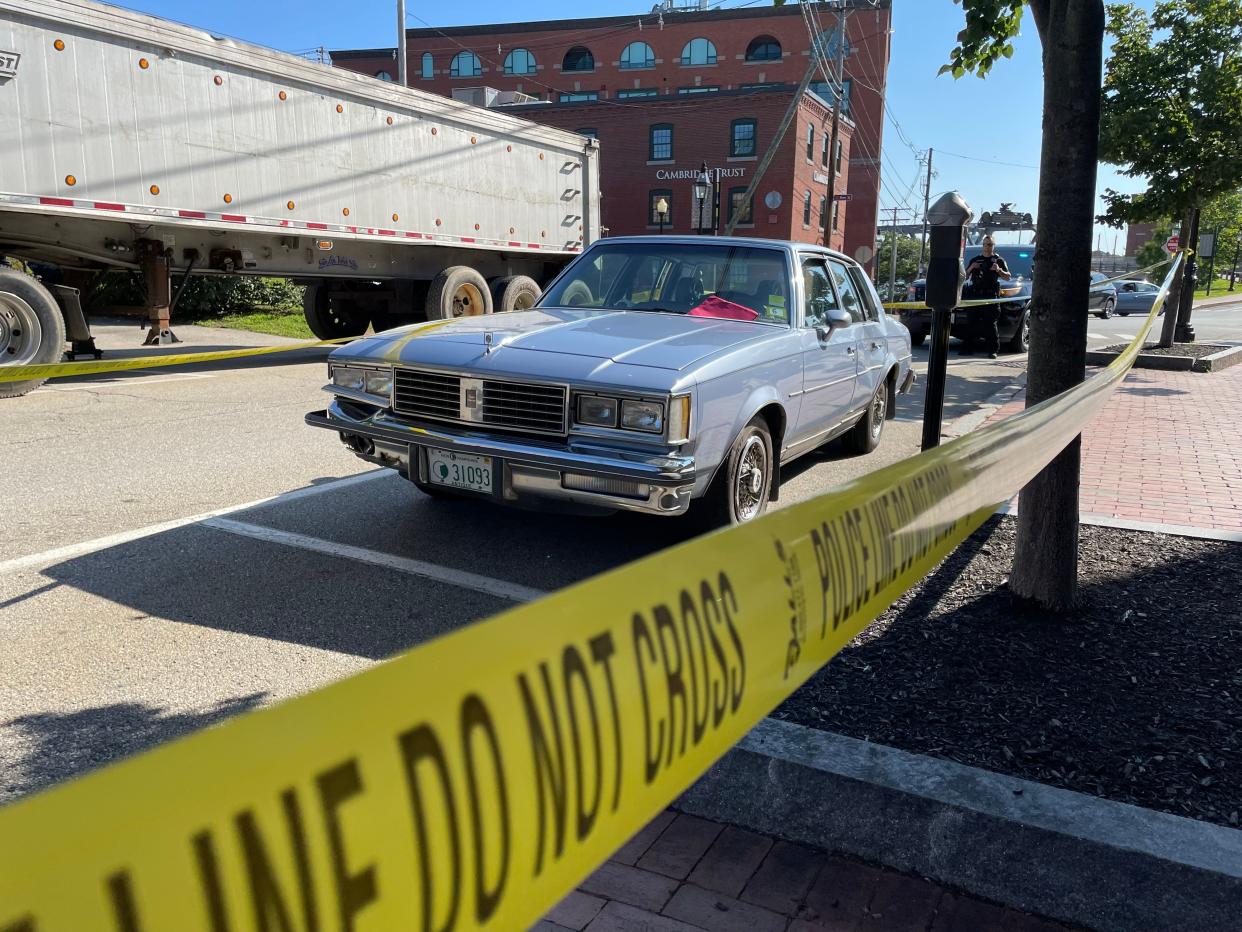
871, 341, 883, 351
846, 346, 857, 356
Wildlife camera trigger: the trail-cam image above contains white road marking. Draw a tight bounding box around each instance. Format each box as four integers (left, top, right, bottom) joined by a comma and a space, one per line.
36, 373, 219, 392
202, 518, 546, 604
0, 470, 394, 575
1087, 331, 1109, 340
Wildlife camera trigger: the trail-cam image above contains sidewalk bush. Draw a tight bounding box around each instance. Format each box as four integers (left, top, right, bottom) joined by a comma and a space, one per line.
84, 271, 304, 319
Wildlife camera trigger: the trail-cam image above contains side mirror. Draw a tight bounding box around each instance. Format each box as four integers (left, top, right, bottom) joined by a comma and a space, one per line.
816, 307, 852, 344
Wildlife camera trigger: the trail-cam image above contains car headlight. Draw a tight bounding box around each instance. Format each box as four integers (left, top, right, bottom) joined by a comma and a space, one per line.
332, 366, 365, 391
576, 394, 618, 428
364, 369, 393, 397
621, 399, 664, 433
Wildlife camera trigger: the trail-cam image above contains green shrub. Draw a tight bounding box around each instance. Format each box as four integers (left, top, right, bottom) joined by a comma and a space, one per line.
85, 272, 304, 318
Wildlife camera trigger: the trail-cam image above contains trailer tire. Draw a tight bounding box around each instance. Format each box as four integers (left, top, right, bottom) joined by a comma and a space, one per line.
0, 270, 66, 399
559, 280, 594, 307
426, 266, 493, 319
303, 284, 368, 340
489, 275, 541, 313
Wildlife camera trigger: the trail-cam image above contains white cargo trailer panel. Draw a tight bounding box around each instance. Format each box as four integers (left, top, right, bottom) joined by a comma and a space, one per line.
0, 0, 599, 261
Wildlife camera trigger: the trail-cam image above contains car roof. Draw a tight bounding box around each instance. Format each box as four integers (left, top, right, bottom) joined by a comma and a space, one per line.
591, 235, 857, 267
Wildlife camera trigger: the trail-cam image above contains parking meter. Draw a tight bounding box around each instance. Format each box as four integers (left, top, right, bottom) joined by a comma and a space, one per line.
921, 192, 973, 451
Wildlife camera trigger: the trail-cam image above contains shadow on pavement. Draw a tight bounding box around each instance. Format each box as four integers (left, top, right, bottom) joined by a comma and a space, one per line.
2, 693, 265, 803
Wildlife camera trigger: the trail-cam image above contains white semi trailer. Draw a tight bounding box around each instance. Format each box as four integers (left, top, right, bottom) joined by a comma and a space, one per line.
0, 0, 600, 396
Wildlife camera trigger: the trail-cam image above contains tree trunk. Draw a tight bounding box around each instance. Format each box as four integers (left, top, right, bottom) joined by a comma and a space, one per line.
1009, 0, 1106, 612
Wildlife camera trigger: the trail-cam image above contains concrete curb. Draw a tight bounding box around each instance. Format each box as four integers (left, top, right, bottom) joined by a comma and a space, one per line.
994, 502, 1242, 543
676, 719, 1242, 932
1083, 344, 1242, 372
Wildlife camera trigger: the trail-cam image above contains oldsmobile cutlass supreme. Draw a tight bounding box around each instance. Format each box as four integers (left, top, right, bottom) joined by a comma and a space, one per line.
306, 236, 914, 526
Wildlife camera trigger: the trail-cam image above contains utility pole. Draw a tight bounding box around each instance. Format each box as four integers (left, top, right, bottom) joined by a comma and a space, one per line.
917, 148, 933, 275
397, 0, 408, 86
880, 206, 913, 300
821, 10, 848, 248
723, 57, 818, 236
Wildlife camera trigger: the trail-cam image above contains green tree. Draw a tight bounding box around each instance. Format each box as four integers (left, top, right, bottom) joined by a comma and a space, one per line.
1135, 224, 1176, 274
1198, 188, 1242, 288
946, 0, 1106, 611
873, 234, 923, 297
1098, 1, 1242, 339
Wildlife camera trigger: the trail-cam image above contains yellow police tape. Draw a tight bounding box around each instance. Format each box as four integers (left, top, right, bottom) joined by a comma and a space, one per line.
881, 257, 1174, 312
0, 255, 1183, 930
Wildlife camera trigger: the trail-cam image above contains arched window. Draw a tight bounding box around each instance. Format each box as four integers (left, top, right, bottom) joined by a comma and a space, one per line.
562, 46, 595, 73
679, 37, 718, 66
375, 70, 393, 81
745, 35, 781, 62
504, 48, 537, 75
620, 41, 655, 70
449, 51, 482, 78
420, 52, 434, 79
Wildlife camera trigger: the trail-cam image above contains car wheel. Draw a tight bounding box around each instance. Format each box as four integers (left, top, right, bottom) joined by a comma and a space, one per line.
0, 270, 67, 398
909, 329, 927, 348
1117, 310, 1130, 317
696, 416, 773, 528
1096, 299, 1114, 320
846, 379, 887, 455
427, 266, 493, 320
1007, 312, 1031, 353
489, 275, 541, 313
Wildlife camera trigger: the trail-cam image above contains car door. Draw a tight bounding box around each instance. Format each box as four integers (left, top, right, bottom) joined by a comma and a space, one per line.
792, 256, 860, 448
828, 258, 885, 404
1088, 272, 1108, 311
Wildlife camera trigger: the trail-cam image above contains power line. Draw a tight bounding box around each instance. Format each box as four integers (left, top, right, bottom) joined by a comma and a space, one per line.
935, 148, 1039, 170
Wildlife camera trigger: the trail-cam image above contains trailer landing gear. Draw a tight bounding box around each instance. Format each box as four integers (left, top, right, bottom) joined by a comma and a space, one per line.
137, 239, 181, 347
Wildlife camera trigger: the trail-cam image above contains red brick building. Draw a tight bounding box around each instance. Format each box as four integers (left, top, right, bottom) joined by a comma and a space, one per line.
332, 0, 890, 260
1126, 222, 1158, 257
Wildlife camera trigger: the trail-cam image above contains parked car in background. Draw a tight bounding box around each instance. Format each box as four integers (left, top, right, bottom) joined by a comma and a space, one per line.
1089, 273, 1119, 318
1114, 279, 1161, 316
307, 236, 915, 526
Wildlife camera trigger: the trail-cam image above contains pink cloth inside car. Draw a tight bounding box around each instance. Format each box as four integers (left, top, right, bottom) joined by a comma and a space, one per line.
687, 295, 760, 321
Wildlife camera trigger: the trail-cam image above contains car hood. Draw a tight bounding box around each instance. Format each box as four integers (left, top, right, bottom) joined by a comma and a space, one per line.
341, 307, 776, 373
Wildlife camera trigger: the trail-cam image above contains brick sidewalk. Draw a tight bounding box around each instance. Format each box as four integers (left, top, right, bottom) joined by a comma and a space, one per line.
537, 812, 1069, 932
989, 364, 1242, 534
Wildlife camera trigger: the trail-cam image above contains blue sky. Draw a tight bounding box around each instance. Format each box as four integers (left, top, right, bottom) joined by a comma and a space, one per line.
113, 0, 1150, 250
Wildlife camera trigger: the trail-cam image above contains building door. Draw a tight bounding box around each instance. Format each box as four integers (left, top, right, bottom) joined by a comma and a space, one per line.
792, 257, 860, 449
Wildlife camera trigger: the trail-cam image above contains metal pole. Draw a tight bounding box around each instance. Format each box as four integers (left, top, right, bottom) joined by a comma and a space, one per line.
917, 148, 933, 274
1230, 235, 1240, 291
1205, 225, 1219, 296
922, 308, 951, 450
1174, 207, 1201, 342
887, 210, 899, 300
821, 10, 847, 248
713, 168, 722, 235
397, 0, 408, 86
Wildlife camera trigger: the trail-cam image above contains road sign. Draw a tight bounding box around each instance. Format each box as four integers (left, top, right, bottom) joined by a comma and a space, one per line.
1165, 235, 1179, 255
833, 193, 853, 202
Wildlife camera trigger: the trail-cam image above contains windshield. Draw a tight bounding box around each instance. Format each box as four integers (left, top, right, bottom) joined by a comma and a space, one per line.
541, 242, 793, 323
965, 245, 1034, 279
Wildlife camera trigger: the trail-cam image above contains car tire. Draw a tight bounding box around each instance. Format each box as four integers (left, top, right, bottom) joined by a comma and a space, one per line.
426, 266, 493, 320
695, 416, 774, 528
0, 270, 66, 398
489, 275, 541, 313
559, 280, 594, 308
1096, 299, 1115, 320
303, 284, 368, 340
909, 329, 927, 348
1007, 311, 1031, 353
845, 378, 887, 455
1118, 311, 1130, 317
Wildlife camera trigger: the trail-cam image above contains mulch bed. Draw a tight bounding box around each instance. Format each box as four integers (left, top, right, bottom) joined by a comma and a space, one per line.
778, 517, 1242, 829
1100, 342, 1230, 359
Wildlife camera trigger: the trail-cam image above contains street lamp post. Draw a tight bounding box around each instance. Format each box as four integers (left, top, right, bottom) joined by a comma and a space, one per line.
1231, 232, 1241, 292
655, 197, 669, 235
693, 162, 711, 236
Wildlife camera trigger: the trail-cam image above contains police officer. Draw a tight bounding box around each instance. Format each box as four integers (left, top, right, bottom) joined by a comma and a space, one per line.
961, 236, 1011, 357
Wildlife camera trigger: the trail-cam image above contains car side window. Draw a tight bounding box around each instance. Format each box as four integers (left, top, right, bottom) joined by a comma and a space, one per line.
846, 265, 881, 322
827, 259, 867, 324
801, 260, 838, 328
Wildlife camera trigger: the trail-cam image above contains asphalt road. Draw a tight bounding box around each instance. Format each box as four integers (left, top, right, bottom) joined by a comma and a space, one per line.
0, 317, 1022, 805
1087, 296, 1242, 348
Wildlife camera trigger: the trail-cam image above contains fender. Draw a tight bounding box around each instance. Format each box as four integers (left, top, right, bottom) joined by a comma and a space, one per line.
698, 385, 788, 502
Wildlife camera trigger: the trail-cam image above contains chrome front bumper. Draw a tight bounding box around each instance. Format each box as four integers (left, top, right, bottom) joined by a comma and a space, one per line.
306, 399, 698, 516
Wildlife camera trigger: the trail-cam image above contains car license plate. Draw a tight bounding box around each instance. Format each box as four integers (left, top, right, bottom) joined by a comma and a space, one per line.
427, 449, 493, 493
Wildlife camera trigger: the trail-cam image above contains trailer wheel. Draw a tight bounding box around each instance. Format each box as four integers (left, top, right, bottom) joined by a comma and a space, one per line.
303, 284, 368, 340
426, 266, 493, 320
489, 275, 541, 313
0, 270, 66, 399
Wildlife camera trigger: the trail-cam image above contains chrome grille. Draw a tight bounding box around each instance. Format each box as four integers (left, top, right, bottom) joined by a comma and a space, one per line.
481, 379, 567, 435
391, 368, 568, 436
393, 369, 461, 421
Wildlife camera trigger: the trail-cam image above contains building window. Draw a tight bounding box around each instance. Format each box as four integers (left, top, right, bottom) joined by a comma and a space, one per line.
375, 70, 393, 81
620, 41, 655, 70
810, 78, 852, 114
562, 46, 595, 73
832, 200, 840, 230
806, 123, 815, 161
420, 52, 433, 79
576, 127, 598, 139
559, 92, 598, 102
449, 51, 481, 78
617, 88, 657, 99
745, 36, 782, 62
821, 133, 829, 167
679, 37, 718, 66
835, 138, 844, 173
803, 191, 812, 226
819, 195, 828, 231
677, 86, 719, 95
649, 189, 673, 226
730, 118, 757, 158
728, 187, 753, 226
649, 123, 673, 161
740, 82, 781, 91
504, 48, 537, 75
